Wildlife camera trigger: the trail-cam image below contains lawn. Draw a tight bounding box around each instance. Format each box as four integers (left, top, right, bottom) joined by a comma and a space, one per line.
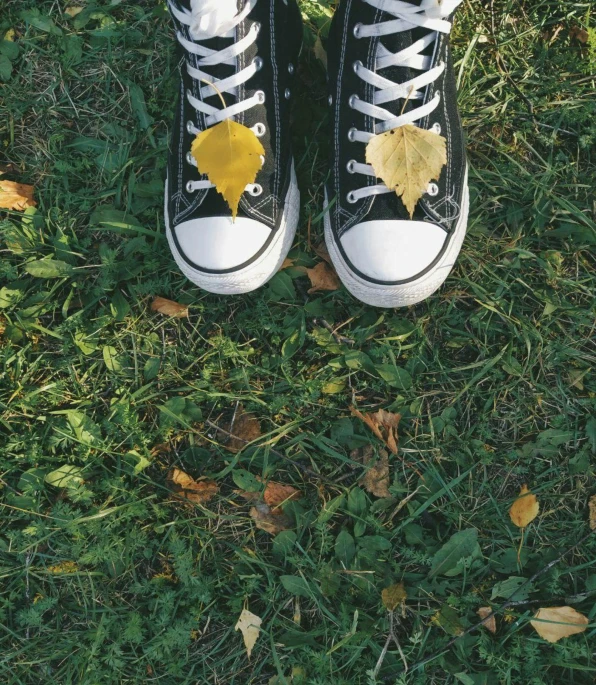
1, 0, 595, 683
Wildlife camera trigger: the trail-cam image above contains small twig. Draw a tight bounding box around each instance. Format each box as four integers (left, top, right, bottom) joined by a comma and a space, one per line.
374, 612, 408, 677
382, 528, 596, 680
313, 317, 355, 345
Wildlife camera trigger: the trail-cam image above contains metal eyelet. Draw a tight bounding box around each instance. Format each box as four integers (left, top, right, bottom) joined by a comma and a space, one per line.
427, 183, 439, 197
328, 94, 333, 106
284, 88, 291, 99
250, 184, 263, 196
353, 60, 362, 74
348, 94, 359, 108
254, 122, 266, 137
431, 122, 441, 134
346, 191, 358, 204
186, 151, 194, 165
186, 120, 195, 134
346, 160, 356, 173
253, 56, 264, 71
347, 127, 357, 142
288, 63, 295, 75
255, 90, 266, 104
353, 23, 362, 38
186, 181, 194, 193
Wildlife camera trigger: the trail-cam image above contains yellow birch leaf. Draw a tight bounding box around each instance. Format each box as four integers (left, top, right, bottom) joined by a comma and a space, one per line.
365, 124, 446, 218
0, 181, 37, 210
509, 485, 539, 528
381, 582, 407, 613
530, 606, 589, 643
235, 608, 262, 658
191, 120, 264, 220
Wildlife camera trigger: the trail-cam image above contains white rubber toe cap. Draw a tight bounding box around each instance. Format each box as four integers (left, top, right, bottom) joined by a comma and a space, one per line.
174, 216, 271, 272
340, 220, 448, 282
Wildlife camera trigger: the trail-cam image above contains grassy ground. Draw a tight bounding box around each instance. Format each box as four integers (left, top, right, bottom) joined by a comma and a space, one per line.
1, 0, 596, 683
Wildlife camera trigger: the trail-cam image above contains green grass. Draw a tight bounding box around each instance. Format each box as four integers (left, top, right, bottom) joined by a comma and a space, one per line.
1, 0, 595, 683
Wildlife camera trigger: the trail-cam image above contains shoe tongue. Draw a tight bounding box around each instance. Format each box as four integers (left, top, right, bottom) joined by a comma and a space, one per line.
189, 0, 238, 39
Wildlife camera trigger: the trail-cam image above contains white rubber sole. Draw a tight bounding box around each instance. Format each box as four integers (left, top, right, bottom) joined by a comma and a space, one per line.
165, 164, 300, 295
324, 168, 469, 308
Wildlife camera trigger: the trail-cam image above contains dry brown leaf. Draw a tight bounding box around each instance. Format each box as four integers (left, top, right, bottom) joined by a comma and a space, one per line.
150, 296, 188, 318
305, 261, 341, 294
509, 485, 540, 528
569, 25, 589, 43
263, 481, 301, 512
530, 606, 589, 643
313, 241, 332, 264
366, 124, 446, 218
168, 468, 219, 505
235, 608, 262, 658
0, 181, 37, 210
250, 503, 291, 535
477, 607, 497, 634
381, 582, 407, 614
280, 257, 296, 270
221, 405, 262, 453
589, 494, 596, 531
351, 406, 401, 455
359, 447, 391, 498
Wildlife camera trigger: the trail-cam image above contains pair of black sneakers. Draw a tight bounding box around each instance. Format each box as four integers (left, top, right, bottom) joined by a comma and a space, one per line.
165, 0, 468, 308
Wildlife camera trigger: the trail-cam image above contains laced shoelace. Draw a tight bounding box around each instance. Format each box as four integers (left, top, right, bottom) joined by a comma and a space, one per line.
345, 0, 463, 203
168, 0, 266, 197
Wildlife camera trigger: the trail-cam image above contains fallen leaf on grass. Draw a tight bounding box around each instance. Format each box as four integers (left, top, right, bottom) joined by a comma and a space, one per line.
589, 494, 596, 531
221, 405, 262, 453
354, 445, 391, 498
191, 120, 265, 219
168, 468, 218, 505
0, 180, 36, 210
64, 6, 84, 17
313, 241, 332, 264
366, 123, 446, 218
264, 481, 301, 512
509, 485, 539, 528
305, 261, 341, 294
150, 296, 188, 318
381, 582, 407, 614
351, 406, 401, 455
477, 607, 497, 634
250, 503, 291, 535
235, 608, 262, 658
569, 25, 589, 43
47, 561, 78, 574
280, 257, 296, 270
530, 606, 588, 643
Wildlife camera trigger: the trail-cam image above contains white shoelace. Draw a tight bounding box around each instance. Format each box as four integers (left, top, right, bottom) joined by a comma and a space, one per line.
168, 0, 265, 196
345, 0, 463, 203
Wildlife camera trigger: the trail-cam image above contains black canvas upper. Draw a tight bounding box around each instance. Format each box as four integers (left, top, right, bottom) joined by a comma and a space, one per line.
325, 0, 467, 251
166, 0, 302, 246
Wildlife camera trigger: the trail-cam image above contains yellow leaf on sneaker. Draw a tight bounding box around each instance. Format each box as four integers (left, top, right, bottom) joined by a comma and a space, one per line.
365, 124, 446, 218
509, 485, 539, 528
530, 606, 589, 643
191, 120, 265, 220
235, 608, 262, 658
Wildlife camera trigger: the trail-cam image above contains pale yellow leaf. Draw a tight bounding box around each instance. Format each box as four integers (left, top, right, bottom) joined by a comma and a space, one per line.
235, 608, 262, 658
530, 606, 589, 643
65, 6, 84, 17
477, 607, 497, 634
509, 485, 539, 528
150, 296, 188, 318
0, 181, 37, 210
4, 29, 16, 42
191, 120, 265, 220
365, 124, 446, 218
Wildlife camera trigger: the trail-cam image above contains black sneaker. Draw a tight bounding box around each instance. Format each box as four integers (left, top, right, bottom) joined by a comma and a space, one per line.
165, 0, 302, 294
324, 0, 469, 307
